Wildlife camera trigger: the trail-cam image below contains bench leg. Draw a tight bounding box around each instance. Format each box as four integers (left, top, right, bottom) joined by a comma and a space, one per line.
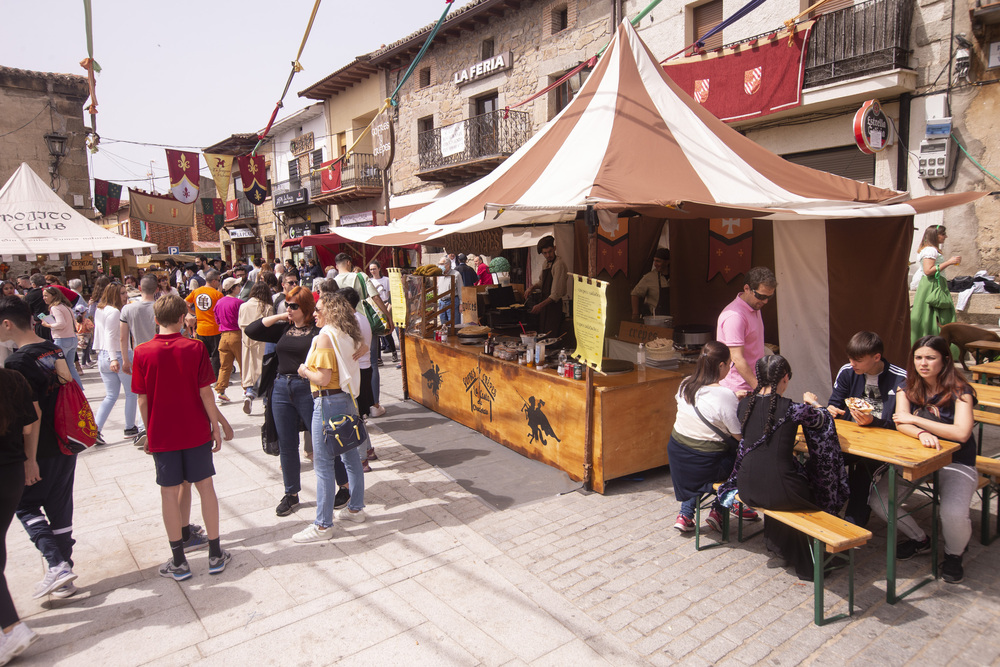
813, 538, 824, 626
694, 492, 728, 551
983, 483, 998, 546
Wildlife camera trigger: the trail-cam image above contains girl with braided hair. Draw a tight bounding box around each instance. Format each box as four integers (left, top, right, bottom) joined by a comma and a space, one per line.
717, 355, 848, 581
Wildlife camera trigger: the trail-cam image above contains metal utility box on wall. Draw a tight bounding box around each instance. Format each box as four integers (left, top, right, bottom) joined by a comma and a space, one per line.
917, 117, 952, 180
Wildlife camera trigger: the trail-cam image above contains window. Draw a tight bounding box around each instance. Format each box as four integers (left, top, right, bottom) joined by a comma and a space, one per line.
782, 146, 875, 184
692, 0, 724, 51
475, 93, 498, 117
419, 66, 431, 88
311, 148, 323, 169
287, 159, 299, 189
551, 5, 569, 33
481, 38, 495, 61
417, 115, 434, 134
549, 65, 591, 119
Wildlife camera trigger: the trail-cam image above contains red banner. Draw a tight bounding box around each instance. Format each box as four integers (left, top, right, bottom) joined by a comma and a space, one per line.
225, 199, 238, 222
238, 155, 268, 205
165, 150, 200, 203
320, 159, 343, 193
708, 218, 753, 283
663, 22, 814, 123
597, 216, 629, 278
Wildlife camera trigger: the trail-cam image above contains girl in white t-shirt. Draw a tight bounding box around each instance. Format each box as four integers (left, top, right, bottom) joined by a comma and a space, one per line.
910, 225, 960, 343
668, 341, 759, 533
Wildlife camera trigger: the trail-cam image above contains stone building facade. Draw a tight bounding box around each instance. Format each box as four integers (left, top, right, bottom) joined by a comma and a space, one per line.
0, 67, 94, 216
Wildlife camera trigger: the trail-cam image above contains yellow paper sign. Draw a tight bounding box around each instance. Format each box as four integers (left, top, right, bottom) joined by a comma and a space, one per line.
388, 268, 407, 327
571, 273, 608, 372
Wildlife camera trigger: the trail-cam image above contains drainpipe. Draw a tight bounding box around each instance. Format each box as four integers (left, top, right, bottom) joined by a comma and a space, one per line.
896, 93, 910, 192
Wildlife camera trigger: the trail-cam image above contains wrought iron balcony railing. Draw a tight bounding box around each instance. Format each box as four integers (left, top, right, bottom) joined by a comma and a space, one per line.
417, 110, 531, 175
804, 0, 914, 87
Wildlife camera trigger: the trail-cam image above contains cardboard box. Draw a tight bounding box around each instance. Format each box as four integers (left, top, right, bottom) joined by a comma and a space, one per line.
461, 284, 524, 324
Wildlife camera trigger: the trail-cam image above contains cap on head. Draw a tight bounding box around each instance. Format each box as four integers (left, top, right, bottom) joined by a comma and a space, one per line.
654, 248, 670, 262
221, 277, 240, 293
536, 235, 555, 255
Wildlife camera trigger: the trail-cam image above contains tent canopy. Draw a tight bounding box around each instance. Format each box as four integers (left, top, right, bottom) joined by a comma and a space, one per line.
0, 163, 155, 259
344, 20, 982, 245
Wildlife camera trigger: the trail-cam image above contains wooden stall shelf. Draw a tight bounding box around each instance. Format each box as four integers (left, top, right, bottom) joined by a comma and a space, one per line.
404, 274, 456, 339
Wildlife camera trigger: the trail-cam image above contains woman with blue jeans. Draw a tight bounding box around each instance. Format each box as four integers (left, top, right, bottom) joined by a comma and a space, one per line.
292, 292, 368, 543
40, 287, 82, 389
244, 286, 325, 517
93, 283, 141, 440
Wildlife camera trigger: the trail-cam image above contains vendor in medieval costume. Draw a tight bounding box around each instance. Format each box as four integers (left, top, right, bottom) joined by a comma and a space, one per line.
717, 355, 849, 581
910, 225, 960, 345
528, 236, 568, 338
631, 247, 671, 320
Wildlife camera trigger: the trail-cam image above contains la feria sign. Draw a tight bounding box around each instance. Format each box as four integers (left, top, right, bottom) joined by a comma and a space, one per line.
453, 51, 513, 87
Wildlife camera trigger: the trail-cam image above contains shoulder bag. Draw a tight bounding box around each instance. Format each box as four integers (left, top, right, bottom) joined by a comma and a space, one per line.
693, 404, 740, 452
356, 273, 388, 336
321, 330, 368, 455
924, 269, 953, 309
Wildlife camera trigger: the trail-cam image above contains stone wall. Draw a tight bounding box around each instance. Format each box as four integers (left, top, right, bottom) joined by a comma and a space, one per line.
389, 0, 613, 196
0, 67, 93, 216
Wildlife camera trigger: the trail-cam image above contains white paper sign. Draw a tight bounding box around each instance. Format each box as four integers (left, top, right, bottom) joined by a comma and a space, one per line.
989, 41, 1000, 70
440, 121, 466, 157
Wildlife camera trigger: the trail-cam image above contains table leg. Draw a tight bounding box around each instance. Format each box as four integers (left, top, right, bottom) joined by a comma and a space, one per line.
931, 470, 940, 580
886, 466, 897, 602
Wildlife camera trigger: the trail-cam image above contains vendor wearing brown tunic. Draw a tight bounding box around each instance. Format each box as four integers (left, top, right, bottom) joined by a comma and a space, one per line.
529, 235, 568, 338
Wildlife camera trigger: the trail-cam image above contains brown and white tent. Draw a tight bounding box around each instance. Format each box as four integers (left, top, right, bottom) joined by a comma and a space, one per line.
356, 20, 984, 398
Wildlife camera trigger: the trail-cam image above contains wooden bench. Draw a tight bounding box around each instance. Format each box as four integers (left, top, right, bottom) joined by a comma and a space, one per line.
740, 498, 872, 626
974, 409, 1000, 455
977, 456, 1000, 545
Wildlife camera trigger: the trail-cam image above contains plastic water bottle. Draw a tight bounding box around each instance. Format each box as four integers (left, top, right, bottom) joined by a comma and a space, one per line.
637, 342, 646, 366
558, 349, 568, 375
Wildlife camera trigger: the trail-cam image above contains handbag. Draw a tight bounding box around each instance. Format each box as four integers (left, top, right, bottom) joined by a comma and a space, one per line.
924, 269, 953, 309
693, 404, 741, 451
356, 273, 388, 336
321, 331, 368, 455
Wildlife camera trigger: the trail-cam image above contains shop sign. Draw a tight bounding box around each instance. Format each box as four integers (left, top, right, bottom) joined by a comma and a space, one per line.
167, 246, 180, 254
372, 110, 394, 171
228, 228, 255, 239
290, 132, 315, 156
274, 188, 309, 209
853, 99, 890, 154
288, 223, 311, 238
463, 363, 495, 421
339, 210, 376, 227
70, 258, 97, 269
453, 51, 513, 86
319, 224, 330, 233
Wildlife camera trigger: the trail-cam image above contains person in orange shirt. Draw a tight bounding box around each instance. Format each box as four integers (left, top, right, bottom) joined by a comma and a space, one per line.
185, 270, 223, 379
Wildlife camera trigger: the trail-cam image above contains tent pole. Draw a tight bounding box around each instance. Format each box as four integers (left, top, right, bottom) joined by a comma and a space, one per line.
583, 205, 598, 491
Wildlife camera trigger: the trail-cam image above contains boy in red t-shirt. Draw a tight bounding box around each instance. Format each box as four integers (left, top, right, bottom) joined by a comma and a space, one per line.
132, 295, 234, 580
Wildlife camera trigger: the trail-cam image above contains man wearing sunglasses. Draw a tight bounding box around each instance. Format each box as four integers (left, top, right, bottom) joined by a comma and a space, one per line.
717, 266, 776, 393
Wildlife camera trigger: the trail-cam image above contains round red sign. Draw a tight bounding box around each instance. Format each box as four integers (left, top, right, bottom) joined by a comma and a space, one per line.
853, 99, 890, 154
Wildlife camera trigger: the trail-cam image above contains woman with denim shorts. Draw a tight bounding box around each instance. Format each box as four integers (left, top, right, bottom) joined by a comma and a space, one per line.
291, 293, 369, 543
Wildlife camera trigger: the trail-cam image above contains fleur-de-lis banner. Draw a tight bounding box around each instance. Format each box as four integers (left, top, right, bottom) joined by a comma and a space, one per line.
238, 155, 268, 205
165, 149, 200, 203
204, 153, 233, 200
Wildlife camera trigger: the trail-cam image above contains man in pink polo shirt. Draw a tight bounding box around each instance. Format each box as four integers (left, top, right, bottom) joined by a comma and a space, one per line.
717, 266, 776, 393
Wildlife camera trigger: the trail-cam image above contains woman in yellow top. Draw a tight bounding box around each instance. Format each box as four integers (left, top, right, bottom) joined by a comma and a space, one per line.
293, 293, 369, 543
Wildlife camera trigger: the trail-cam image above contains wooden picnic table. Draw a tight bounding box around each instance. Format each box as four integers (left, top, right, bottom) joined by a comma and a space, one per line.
969, 360, 1000, 384
966, 340, 1000, 366
798, 420, 959, 603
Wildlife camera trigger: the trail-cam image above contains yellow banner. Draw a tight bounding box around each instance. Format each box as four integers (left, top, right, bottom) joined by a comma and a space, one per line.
388, 268, 407, 327
571, 273, 608, 372
203, 153, 233, 200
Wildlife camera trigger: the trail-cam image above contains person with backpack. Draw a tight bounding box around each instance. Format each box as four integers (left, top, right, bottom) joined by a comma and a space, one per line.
0, 296, 81, 600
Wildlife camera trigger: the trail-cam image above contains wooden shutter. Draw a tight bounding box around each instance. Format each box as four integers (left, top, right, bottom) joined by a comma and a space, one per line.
782, 145, 875, 184
311, 148, 323, 169
288, 159, 299, 186
693, 0, 724, 50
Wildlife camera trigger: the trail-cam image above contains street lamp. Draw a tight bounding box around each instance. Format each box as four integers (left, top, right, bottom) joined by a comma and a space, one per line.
43, 132, 69, 189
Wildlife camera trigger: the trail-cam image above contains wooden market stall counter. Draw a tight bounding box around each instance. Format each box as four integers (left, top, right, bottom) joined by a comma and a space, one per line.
404, 336, 685, 493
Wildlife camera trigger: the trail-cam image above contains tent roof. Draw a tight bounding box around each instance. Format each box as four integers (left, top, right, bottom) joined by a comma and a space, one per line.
346, 20, 982, 246
0, 163, 155, 258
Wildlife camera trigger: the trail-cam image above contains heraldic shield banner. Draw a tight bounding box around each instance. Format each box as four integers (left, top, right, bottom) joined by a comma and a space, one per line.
128, 189, 194, 227
165, 150, 200, 204
662, 21, 814, 123
238, 155, 268, 205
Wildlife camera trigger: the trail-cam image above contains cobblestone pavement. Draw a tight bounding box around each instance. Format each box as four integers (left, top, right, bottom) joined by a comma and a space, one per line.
5, 362, 999, 665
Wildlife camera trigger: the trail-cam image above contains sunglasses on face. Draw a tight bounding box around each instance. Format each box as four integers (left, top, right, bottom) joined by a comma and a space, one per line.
286, 303, 300, 311
751, 289, 774, 301
285, 281, 298, 286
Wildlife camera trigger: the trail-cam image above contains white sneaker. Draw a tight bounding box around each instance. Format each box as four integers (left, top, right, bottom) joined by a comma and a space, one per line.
50, 582, 78, 599
292, 524, 334, 543
335, 508, 367, 523
32, 562, 77, 599
369, 405, 386, 418
0, 623, 40, 663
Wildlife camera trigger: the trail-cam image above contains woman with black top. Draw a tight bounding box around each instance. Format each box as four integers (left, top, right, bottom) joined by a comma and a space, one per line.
717, 355, 848, 581
882, 335, 977, 584
0, 368, 41, 658
245, 286, 320, 517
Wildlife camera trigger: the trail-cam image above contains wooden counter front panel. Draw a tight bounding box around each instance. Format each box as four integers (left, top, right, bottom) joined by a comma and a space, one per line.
405, 338, 589, 480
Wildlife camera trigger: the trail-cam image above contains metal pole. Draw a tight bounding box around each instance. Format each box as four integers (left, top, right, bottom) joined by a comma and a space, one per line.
583, 205, 598, 490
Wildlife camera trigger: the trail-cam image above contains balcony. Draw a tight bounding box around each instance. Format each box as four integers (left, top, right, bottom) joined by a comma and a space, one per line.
804, 0, 914, 88
416, 110, 531, 183
225, 195, 257, 223
309, 153, 384, 205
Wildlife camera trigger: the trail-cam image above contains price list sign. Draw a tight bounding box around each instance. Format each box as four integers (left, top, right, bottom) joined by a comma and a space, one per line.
388, 268, 407, 327
571, 274, 608, 373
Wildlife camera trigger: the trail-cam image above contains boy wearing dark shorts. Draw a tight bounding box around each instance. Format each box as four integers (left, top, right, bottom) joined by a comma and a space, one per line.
132, 295, 234, 580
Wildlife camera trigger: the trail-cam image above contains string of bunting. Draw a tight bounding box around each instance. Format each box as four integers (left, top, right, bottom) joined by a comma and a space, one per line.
81, 0, 101, 152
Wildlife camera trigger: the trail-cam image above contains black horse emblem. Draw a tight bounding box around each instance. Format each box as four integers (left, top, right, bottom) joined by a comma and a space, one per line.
422, 363, 446, 399
521, 396, 560, 446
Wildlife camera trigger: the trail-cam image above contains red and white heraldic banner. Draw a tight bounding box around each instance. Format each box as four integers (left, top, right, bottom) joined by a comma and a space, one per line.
663, 21, 814, 123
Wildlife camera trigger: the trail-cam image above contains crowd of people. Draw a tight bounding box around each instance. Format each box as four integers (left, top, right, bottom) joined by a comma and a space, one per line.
671, 256, 979, 587
0, 252, 398, 661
